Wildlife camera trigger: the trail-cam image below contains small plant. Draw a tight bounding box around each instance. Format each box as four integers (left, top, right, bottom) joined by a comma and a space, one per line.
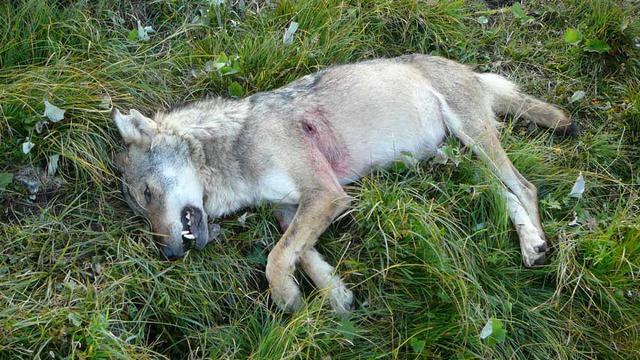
512, 3, 534, 24
480, 318, 507, 346
564, 28, 610, 54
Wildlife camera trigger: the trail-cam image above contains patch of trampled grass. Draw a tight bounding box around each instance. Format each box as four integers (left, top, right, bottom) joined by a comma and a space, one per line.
1, 0, 639, 358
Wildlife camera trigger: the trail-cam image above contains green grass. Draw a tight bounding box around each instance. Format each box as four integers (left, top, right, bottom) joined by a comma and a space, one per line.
1, 0, 639, 358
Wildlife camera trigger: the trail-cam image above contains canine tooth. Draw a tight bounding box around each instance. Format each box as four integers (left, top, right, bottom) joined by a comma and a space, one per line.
183, 234, 196, 240
187, 220, 191, 226
181, 230, 189, 235
185, 213, 190, 220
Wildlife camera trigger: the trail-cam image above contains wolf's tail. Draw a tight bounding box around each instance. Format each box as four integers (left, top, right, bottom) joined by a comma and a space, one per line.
476, 73, 576, 136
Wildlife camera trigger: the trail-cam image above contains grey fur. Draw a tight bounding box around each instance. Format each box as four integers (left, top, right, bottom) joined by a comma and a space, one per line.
113, 54, 573, 313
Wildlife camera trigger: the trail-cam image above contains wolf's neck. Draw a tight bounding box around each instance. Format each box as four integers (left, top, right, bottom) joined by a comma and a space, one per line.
191, 99, 259, 217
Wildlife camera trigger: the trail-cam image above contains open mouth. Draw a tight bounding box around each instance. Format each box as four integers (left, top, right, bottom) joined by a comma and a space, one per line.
178, 206, 219, 251
180, 207, 198, 248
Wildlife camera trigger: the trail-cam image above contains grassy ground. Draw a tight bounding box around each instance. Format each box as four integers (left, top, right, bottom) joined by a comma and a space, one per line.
1, 0, 639, 358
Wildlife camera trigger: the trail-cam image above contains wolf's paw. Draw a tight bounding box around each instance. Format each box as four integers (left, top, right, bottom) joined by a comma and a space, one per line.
328, 280, 354, 315
270, 279, 303, 312
521, 235, 548, 267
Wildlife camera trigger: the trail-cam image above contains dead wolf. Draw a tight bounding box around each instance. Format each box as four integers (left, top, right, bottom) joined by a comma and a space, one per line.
113, 54, 574, 313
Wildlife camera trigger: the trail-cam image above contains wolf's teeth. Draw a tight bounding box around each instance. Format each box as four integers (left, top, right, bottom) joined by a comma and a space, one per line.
181, 230, 189, 235
187, 220, 191, 226
185, 213, 190, 220
183, 234, 195, 240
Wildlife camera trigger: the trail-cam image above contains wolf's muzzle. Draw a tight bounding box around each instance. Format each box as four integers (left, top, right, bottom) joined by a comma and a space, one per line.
161, 245, 185, 261
180, 206, 209, 251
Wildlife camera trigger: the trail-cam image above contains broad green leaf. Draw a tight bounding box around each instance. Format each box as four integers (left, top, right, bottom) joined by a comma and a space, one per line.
337, 318, 356, 342
228, 82, 244, 98
512, 3, 525, 18
512, 3, 533, 23
563, 28, 582, 44
220, 66, 239, 76
43, 100, 65, 122
127, 28, 137, 41
480, 318, 506, 346
584, 39, 610, 53
0, 172, 13, 190
213, 53, 229, 70
409, 337, 426, 353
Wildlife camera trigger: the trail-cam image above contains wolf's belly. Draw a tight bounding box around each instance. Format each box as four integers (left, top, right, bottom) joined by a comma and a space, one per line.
332, 91, 448, 184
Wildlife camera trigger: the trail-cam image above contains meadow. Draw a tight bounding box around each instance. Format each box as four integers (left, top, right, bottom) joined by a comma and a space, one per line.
0, 0, 639, 358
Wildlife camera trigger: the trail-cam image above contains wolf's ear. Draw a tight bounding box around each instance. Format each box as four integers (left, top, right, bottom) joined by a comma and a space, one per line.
112, 108, 157, 145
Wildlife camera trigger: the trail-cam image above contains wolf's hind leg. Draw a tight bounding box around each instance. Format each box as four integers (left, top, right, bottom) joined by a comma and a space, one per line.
273, 204, 354, 314
503, 190, 547, 266
443, 107, 547, 266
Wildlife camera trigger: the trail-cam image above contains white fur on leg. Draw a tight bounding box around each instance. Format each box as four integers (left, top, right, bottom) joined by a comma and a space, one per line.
300, 248, 354, 314
503, 190, 547, 267
266, 251, 303, 312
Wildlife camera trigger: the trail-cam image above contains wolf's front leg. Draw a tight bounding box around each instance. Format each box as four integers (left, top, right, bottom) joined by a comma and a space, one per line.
273, 204, 354, 314
299, 247, 354, 314
266, 192, 350, 312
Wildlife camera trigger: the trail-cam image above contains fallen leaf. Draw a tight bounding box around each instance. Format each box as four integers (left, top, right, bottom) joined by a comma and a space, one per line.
47, 154, 60, 177
480, 319, 494, 340
43, 100, 65, 122
283, 21, 299, 45
585, 214, 598, 231
137, 20, 155, 41
67, 313, 82, 327
22, 139, 35, 154
568, 212, 580, 227
569, 172, 585, 198
237, 212, 249, 225
91, 262, 102, 275
35, 120, 48, 134
99, 93, 112, 109
570, 90, 586, 103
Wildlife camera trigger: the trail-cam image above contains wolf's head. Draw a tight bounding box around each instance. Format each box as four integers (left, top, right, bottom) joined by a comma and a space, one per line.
112, 108, 210, 259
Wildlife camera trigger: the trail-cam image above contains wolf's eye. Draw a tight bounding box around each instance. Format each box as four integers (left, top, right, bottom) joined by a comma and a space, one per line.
144, 186, 152, 203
